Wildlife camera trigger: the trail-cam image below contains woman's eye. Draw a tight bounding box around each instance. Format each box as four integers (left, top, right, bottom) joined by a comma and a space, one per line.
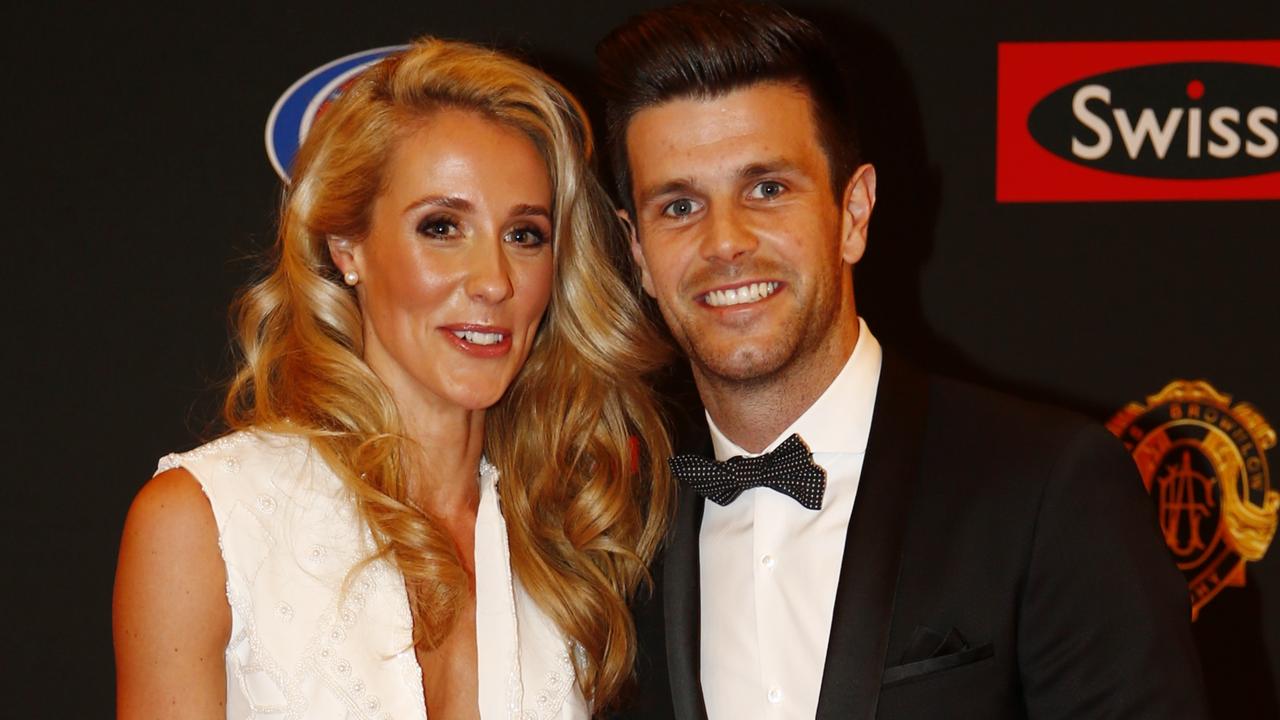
749, 181, 785, 199
661, 198, 701, 218
417, 216, 459, 239
506, 226, 548, 247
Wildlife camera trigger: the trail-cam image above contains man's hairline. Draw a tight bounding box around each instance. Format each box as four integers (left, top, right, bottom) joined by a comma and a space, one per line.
616, 77, 847, 218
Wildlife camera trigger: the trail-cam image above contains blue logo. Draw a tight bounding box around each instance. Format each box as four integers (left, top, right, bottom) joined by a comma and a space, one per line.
265, 46, 406, 181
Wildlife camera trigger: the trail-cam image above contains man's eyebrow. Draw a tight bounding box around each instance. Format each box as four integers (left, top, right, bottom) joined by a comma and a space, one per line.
739, 159, 800, 179
636, 178, 700, 206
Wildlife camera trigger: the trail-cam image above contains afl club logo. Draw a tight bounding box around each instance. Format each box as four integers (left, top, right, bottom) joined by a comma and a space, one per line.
264, 46, 406, 182
1108, 381, 1278, 619
997, 41, 1280, 202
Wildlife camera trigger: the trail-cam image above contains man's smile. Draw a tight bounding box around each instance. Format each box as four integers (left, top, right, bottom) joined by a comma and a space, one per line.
700, 281, 782, 308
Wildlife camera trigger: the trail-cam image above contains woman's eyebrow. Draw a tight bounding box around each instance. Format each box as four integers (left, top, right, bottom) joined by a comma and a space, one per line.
509, 203, 551, 219
404, 194, 475, 214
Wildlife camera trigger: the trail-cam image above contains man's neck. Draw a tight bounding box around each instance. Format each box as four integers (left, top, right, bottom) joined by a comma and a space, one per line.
697, 320, 860, 454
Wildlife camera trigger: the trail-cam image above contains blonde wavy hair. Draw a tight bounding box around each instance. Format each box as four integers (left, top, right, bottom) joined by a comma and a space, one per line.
224, 37, 673, 708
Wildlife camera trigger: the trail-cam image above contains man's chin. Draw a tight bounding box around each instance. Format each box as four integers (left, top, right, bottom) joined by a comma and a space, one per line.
687, 342, 793, 386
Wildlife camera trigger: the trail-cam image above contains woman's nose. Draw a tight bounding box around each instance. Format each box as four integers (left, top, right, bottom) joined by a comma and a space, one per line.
463, 238, 514, 304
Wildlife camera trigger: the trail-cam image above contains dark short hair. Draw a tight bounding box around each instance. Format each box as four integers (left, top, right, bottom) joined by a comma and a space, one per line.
596, 0, 861, 215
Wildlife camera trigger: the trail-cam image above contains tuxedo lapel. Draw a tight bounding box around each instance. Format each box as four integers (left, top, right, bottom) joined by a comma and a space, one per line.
815, 352, 929, 719
663, 484, 709, 719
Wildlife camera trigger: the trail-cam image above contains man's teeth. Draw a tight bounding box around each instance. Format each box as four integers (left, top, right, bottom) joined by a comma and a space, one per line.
452, 330, 504, 345
704, 282, 780, 308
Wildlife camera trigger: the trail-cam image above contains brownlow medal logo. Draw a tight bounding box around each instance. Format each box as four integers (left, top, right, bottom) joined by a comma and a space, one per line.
1108, 380, 1278, 619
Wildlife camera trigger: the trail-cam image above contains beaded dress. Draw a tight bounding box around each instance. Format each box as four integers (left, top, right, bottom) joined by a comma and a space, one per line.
157, 430, 587, 719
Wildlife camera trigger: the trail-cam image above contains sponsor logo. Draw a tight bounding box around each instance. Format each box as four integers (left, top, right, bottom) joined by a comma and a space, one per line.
998, 41, 1280, 202
1108, 380, 1277, 619
264, 46, 406, 182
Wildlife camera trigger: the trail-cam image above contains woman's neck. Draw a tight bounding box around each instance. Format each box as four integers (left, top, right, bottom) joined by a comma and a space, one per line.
394, 391, 486, 517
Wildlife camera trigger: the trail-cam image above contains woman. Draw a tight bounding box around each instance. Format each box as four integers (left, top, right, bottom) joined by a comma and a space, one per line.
114, 38, 673, 719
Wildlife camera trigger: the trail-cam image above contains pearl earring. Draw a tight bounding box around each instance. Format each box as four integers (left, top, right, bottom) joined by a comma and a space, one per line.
343, 270, 359, 286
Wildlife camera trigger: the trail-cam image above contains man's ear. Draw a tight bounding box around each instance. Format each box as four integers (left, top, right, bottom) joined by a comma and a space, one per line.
618, 209, 656, 298
839, 163, 877, 266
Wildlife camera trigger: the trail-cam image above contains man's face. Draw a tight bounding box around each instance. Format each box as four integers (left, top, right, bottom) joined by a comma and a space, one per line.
623, 82, 874, 389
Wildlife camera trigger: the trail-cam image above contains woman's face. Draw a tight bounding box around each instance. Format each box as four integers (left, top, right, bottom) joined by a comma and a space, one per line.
338, 109, 555, 415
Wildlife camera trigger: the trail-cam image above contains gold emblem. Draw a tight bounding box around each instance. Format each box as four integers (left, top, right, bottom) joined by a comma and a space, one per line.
1108, 380, 1278, 619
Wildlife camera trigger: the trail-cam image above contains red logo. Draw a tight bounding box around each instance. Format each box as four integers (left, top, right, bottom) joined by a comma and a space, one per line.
997, 41, 1280, 202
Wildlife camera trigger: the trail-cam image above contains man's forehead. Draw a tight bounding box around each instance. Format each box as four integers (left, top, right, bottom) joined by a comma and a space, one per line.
625, 82, 824, 187
629, 82, 815, 139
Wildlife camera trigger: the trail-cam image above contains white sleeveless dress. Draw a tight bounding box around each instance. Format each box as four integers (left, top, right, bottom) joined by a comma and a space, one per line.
157, 430, 589, 719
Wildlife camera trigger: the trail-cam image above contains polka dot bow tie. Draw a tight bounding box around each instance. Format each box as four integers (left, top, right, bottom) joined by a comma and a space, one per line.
668, 434, 827, 510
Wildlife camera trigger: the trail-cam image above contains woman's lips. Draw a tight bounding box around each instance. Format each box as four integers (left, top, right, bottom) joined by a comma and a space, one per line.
440, 324, 512, 357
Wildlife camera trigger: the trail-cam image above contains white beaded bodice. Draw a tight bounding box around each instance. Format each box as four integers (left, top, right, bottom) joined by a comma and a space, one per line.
157, 430, 587, 719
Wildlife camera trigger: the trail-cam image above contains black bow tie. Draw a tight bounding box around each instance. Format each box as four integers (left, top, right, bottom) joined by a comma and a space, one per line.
669, 433, 827, 510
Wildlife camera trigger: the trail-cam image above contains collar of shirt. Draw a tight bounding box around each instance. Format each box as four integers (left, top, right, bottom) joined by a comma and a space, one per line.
707, 317, 882, 461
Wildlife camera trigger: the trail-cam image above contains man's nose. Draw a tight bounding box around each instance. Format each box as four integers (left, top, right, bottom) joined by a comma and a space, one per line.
700, 205, 757, 264
463, 237, 514, 304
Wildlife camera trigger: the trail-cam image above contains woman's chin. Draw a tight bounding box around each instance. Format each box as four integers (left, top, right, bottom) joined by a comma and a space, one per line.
437, 380, 512, 413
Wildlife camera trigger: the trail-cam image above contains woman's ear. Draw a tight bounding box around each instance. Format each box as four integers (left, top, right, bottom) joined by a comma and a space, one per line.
839, 163, 877, 266
327, 236, 362, 285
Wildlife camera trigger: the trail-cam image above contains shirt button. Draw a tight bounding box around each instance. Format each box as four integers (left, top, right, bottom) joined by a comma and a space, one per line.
761, 554, 775, 569
768, 686, 783, 703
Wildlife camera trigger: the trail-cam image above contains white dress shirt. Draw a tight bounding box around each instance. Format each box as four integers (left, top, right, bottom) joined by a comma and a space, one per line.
699, 318, 882, 719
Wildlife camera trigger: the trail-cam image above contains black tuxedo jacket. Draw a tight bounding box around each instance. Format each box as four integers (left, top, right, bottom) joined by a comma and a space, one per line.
618, 354, 1208, 719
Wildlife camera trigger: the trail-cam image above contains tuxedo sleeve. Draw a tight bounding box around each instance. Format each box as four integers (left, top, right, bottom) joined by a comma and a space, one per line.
609, 552, 676, 719
1017, 423, 1210, 719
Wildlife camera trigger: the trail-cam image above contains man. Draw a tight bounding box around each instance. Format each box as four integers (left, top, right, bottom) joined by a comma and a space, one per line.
596, 2, 1209, 718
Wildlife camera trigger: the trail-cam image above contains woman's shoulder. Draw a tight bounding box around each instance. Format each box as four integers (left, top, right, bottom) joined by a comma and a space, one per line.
116, 464, 233, 716
128, 466, 221, 543
153, 428, 340, 521
155, 427, 308, 476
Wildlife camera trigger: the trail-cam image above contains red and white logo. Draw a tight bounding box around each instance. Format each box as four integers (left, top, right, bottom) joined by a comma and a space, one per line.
997, 41, 1280, 202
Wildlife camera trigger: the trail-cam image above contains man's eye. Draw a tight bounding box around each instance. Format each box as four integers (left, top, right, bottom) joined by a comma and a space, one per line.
417, 216, 460, 239
749, 181, 786, 199
506, 226, 548, 247
661, 198, 701, 218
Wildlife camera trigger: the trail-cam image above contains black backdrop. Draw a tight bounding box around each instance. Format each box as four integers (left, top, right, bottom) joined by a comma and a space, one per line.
10, 1, 1279, 716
